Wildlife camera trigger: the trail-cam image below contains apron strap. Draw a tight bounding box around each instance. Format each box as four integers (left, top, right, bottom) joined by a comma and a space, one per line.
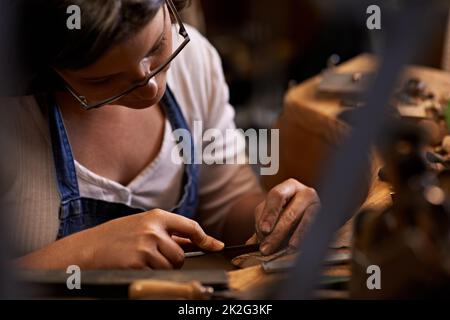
160, 87, 199, 214
42, 94, 81, 204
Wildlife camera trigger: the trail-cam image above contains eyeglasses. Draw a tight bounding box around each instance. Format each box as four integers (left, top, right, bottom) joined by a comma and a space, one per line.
63, 0, 190, 110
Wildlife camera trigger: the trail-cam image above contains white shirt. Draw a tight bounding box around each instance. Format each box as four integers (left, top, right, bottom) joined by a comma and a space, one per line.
75, 118, 184, 211
1, 25, 261, 256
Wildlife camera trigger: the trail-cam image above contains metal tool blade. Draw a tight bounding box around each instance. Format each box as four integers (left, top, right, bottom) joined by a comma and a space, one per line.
184, 243, 260, 258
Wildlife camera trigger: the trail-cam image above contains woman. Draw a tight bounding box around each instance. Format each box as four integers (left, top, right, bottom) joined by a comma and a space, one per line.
4, 0, 320, 270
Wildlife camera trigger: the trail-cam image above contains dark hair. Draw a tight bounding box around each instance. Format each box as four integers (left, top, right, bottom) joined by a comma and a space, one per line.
19, 0, 189, 93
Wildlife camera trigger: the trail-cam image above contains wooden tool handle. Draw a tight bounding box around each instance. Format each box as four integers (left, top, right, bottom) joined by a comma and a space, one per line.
129, 280, 213, 300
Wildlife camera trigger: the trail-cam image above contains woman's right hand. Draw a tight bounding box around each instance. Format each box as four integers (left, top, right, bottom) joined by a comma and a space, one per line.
80, 209, 224, 270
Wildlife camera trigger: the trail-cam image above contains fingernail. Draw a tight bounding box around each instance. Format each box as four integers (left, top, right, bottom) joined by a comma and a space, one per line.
261, 222, 271, 234
260, 243, 271, 255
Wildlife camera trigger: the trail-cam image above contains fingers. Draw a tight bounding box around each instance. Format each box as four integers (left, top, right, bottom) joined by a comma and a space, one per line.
258, 179, 301, 236
145, 248, 173, 270
164, 213, 224, 252
171, 235, 193, 247
191, 229, 225, 252
288, 203, 320, 248
260, 191, 312, 255
157, 235, 186, 269
171, 235, 198, 252
261, 188, 319, 255
254, 202, 265, 242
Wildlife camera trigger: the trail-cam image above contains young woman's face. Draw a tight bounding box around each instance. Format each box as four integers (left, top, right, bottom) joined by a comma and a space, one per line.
56, 5, 173, 109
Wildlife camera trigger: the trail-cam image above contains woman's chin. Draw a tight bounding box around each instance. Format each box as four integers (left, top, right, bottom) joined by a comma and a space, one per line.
119, 99, 157, 109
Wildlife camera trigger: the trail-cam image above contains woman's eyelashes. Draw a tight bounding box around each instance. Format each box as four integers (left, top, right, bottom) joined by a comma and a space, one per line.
147, 36, 167, 57
86, 77, 113, 86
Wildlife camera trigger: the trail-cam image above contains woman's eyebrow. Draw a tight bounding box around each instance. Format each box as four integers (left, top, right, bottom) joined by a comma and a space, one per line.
144, 6, 167, 57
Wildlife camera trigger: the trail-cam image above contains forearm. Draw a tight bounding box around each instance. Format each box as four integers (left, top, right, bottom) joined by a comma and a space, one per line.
14, 231, 92, 270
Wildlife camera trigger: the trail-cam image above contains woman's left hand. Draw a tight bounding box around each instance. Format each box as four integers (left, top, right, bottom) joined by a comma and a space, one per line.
254, 179, 321, 256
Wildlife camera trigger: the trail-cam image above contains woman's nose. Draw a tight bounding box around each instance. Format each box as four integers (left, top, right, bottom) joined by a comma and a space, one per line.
133, 76, 158, 100
131, 59, 159, 99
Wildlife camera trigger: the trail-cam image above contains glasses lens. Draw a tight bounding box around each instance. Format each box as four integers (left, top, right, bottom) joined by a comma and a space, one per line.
71, 11, 188, 108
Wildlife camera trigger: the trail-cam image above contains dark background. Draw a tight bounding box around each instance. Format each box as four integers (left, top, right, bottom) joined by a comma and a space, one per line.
183, 0, 450, 128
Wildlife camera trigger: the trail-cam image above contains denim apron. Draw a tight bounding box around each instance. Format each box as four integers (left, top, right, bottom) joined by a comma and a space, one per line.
38, 87, 199, 239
